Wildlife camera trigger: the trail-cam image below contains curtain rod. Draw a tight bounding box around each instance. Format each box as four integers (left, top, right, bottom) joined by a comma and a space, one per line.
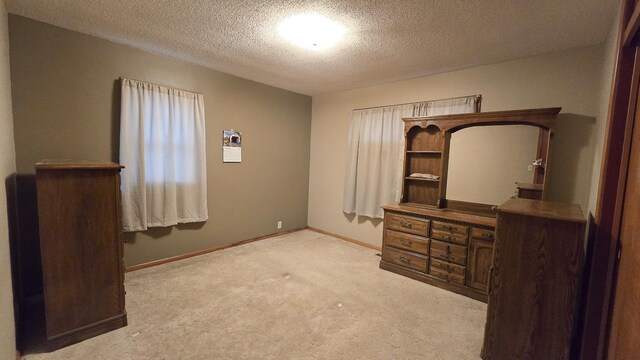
352, 94, 482, 111
119, 77, 204, 95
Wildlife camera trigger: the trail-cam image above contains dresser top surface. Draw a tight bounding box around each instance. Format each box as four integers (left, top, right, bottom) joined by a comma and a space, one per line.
382, 203, 496, 227
498, 198, 586, 223
36, 160, 123, 170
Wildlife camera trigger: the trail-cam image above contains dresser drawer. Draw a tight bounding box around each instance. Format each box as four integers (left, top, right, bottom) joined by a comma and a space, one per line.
432, 220, 468, 235
471, 227, 495, 241
382, 247, 428, 272
385, 229, 429, 255
430, 266, 465, 286
430, 258, 465, 277
386, 212, 430, 236
430, 240, 467, 266
431, 230, 468, 245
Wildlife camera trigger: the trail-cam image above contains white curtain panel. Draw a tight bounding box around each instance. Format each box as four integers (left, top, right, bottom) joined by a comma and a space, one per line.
412, 96, 478, 117
343, 104, 413, 218
119, 78, 208, 232
343, 96, 478, 219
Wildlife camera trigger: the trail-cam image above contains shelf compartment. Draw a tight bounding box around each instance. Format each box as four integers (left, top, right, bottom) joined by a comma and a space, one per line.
406, 156, 441, 178
406, 125, 443, 152
404, 180, 440, 206
405, 177, 440, 182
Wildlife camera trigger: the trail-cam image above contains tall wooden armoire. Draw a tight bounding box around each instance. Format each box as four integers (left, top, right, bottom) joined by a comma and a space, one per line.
36, 160, 127, 349
481, 198, 586, 359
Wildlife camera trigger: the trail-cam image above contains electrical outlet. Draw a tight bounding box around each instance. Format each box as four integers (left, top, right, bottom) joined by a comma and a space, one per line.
277, 221, 282, 229
528, 165, 533, 172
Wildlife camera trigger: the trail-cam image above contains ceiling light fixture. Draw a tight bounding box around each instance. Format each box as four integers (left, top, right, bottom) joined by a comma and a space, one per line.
278, 13, 346, 50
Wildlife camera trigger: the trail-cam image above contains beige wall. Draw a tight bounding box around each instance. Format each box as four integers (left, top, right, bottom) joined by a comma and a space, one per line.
8, 15, 312, 266
588, 8, 620, 216
309, 46, 604, 247
0, 2, 16, 359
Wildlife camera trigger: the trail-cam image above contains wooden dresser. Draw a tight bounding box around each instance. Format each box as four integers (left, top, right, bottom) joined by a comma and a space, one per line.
381, 204, 496, 302
481, 198, 586, 359
36, 160, 127, 349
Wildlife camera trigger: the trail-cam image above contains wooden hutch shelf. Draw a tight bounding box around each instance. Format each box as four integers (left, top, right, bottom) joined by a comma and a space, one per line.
406, 150, 442, 154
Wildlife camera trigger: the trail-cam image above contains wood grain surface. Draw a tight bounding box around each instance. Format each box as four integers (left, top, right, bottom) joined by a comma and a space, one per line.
482, 200, 585, 359
36, 164, 126, 348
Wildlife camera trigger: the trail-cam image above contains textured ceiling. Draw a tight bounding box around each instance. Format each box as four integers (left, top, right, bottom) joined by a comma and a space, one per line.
6, 0, 618, 95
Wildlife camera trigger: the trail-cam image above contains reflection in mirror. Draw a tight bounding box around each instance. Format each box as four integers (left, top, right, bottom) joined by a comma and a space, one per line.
446, 125, 539, 205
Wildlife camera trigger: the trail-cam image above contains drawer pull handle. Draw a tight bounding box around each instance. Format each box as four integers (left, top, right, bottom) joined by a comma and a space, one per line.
400, 221, 413, 229
481, 232, 493, 239
399, 256, 411, 264
443, 225, 455, 231
400, 239, 412, 247
445, 235, 453, 241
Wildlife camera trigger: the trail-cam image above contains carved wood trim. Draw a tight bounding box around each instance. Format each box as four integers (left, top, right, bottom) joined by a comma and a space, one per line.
403, 107, 560, 133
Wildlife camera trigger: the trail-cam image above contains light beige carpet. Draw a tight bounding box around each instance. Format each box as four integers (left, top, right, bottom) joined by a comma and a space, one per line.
24, 229, 486, 360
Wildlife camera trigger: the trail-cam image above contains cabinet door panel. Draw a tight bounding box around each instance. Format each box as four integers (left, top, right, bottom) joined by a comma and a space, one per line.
467, 238, 493, 292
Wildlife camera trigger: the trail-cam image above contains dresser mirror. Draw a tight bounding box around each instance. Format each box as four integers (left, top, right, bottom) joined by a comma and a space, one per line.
446, 125, 541, 206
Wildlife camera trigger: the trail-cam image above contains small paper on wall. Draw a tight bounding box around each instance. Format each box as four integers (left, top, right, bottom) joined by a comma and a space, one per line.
223, 130, 242, 163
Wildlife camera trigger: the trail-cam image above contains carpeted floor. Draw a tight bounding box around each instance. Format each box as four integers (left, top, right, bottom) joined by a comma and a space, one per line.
24, 229, 487, 360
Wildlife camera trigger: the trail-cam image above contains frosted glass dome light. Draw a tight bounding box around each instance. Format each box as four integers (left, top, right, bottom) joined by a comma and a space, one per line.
278, 13, 346, 50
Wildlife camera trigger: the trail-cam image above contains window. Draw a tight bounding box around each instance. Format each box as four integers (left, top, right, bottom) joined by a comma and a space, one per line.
119, 78, 207, 231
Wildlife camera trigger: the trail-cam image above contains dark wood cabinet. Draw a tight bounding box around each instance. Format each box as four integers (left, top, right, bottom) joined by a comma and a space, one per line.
481, 198, 586, 360
36, 160, 127, 349
467, 237, 493, 292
